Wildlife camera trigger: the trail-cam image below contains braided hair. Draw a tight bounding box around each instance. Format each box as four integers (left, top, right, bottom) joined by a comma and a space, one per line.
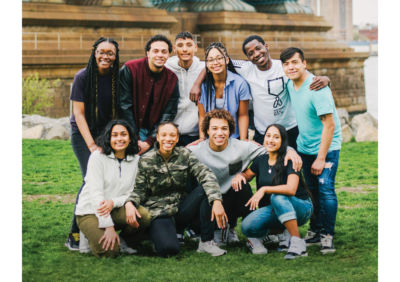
203, 42, 238, 112
83, 37, 120, 137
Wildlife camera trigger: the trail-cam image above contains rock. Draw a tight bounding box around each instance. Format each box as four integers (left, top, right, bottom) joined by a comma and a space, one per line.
337, 108, 350, 126
341, 124, 353, 143
23, 124, 44, 139
351, 112, 378, 132
45, 125, 69, 140
355, 123, 378, 142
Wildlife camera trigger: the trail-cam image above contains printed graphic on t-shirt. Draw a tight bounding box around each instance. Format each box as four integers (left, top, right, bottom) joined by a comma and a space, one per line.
267, 76, 286, 116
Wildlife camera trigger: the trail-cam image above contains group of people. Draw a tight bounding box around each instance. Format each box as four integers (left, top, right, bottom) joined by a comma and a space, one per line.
64, 32, 342, 260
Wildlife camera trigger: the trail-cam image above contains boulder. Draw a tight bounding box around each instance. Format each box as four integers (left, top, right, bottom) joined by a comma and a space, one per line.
23, 124, 44, 139
336, 108, 350, 126
351, 112, 378, 133
45, 125, 69, 140
355, 123, 378, 142
341, 124, 353, 143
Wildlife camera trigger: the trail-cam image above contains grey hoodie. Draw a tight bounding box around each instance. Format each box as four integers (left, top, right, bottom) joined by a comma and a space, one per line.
165, 55, 204, 136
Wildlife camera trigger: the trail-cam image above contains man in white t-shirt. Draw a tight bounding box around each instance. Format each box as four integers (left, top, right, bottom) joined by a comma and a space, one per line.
190, 35, 330, 149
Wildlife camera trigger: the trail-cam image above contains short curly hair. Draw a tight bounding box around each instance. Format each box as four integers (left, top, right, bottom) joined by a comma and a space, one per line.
201, 109, 235, 138
145, 34, 173, 54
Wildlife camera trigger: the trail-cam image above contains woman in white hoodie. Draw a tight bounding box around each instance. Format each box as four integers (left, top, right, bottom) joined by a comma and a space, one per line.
75, 120, 151, 258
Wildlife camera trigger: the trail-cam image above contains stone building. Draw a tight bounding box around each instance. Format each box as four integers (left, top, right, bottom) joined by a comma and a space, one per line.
22, 0, 368, 117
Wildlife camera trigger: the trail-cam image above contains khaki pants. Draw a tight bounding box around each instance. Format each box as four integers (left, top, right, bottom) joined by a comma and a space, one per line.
76, 206, 151, 258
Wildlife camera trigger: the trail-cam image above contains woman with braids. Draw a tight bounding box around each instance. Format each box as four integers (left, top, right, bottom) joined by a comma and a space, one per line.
197, 42, 251, 141
65, 37, 120, 251
234, 124, 314, 259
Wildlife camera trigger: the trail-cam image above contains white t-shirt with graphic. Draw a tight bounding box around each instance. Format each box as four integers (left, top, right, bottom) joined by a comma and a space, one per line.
233, 59, 297, 134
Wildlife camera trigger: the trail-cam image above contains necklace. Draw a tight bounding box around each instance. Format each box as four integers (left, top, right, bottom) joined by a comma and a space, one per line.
268, 164, 272, 174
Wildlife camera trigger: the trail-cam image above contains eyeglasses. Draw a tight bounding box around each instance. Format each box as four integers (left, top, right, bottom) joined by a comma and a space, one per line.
96, 50, 116, 58
206, 56, 225, 64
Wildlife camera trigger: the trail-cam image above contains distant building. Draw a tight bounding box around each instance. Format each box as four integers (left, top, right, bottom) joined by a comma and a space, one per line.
298, 0, 353, 42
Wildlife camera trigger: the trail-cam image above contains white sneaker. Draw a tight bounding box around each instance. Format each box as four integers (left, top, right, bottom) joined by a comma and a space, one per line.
320, 234, 336, 254
120, 237, 137, 255
214, 229, 227, 246
277, 229, 291, 252
197, 240, 227, 256
247, 237, 268, 254
79, 231, 91, 254
284, 236, 308, 260
227, 229, 240, 243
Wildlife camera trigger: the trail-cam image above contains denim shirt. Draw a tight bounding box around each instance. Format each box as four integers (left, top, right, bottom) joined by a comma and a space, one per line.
200, 70, 252, 138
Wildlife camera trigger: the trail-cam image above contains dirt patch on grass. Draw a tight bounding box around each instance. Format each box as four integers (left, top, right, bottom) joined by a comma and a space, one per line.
340, 204, 363, 209
336, 185, 377, 194
23, 194, 76, 204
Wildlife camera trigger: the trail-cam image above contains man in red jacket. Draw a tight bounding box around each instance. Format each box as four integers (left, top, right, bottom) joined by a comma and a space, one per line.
119, 34, 179, 155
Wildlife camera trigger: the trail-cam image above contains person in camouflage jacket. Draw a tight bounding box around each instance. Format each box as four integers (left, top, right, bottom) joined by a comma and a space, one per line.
126, 122, 228, 257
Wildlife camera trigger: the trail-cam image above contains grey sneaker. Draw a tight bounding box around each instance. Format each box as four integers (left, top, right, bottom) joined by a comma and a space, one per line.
79, 231, 90, 254
305, 230, 321, 246
320, 234, 336, 254
120, 237, 137, 255
214, 228, 229, 246
227, 229, 240, 243
277, 229, 291, 252
284, 236, 308, 260
197, 240, 227, 256
247, 237, 268, 254
263, 234, 280, 245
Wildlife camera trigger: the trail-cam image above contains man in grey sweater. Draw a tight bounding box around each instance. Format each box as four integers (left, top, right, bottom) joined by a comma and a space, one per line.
188, 109, 301, 254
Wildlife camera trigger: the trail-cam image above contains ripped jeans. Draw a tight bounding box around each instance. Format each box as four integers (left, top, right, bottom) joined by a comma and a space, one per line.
299, 150, 340, 236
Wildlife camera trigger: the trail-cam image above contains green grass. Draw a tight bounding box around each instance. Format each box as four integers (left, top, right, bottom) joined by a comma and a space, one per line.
22, 140, 378, 281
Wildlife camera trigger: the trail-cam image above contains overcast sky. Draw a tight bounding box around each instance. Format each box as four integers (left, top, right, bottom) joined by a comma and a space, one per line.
352, 0, 378, 25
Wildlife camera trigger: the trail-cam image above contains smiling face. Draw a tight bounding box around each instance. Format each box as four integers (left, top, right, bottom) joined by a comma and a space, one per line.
110, 124, 131, 156
156, 123, 179, 156
207, 118, 230, 151
147, 40, 170, 73
175, 37, 197, 66
206, 48, 228, 75
95, 41, 117, 74
243, 39, 271, 71
282, 52, 307, 82
263, 126, 282, 154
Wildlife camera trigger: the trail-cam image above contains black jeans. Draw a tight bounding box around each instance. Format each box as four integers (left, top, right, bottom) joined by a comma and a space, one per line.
176, 134, 199, 147
254, 126, 299, 151
69, 127, 91, 234
222, 183, 254, 229
149, 185, 214, 257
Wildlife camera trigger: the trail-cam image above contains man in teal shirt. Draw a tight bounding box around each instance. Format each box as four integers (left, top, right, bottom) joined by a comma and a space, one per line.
280, 47, 342, 254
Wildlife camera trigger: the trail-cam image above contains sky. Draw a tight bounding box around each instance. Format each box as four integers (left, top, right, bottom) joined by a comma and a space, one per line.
352, 0, 378, 25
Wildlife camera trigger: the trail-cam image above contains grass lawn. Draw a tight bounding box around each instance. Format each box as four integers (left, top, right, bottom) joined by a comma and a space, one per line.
22, 140, 378, 281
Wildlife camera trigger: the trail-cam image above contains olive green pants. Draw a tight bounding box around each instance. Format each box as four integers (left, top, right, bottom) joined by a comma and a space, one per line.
76, 205, 151, 258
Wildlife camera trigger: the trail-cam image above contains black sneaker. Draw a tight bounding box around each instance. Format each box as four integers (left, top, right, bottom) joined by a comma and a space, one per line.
176, 233, 185, 245
65, 232, 80, 251
304, 230, 321, 246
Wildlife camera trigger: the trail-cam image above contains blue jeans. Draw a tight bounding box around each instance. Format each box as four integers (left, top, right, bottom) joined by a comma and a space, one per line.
300, 150, 340, 235
241, 194, 313, 238
69, 127, 91, 233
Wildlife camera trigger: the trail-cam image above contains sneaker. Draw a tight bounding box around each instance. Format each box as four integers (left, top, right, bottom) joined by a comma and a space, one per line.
277, 229, 291, 252
64, 232, 79, 251
227, 229, 240, 243
320, 234, 336, 254
79, 231, 90, 254
214, 228, 228, 246
184, 228, 200, 242
304, 230, 321, 246
263, 234, 280, 245
197, 240, 227, 256
284, 236, 308, 260
120, 237, 137, 254
176, 233, 185, 245
247, 237, 268, 254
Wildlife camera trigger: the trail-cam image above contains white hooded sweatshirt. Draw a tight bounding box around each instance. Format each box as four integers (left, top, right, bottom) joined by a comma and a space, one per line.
165, 55, 204, 136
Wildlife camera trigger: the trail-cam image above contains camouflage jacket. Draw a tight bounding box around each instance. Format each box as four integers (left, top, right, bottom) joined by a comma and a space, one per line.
127, 146, 222, 219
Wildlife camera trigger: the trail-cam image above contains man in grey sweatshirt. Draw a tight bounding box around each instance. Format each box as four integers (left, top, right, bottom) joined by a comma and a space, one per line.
165, 32, 203, 146
188, 109, 302, 254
